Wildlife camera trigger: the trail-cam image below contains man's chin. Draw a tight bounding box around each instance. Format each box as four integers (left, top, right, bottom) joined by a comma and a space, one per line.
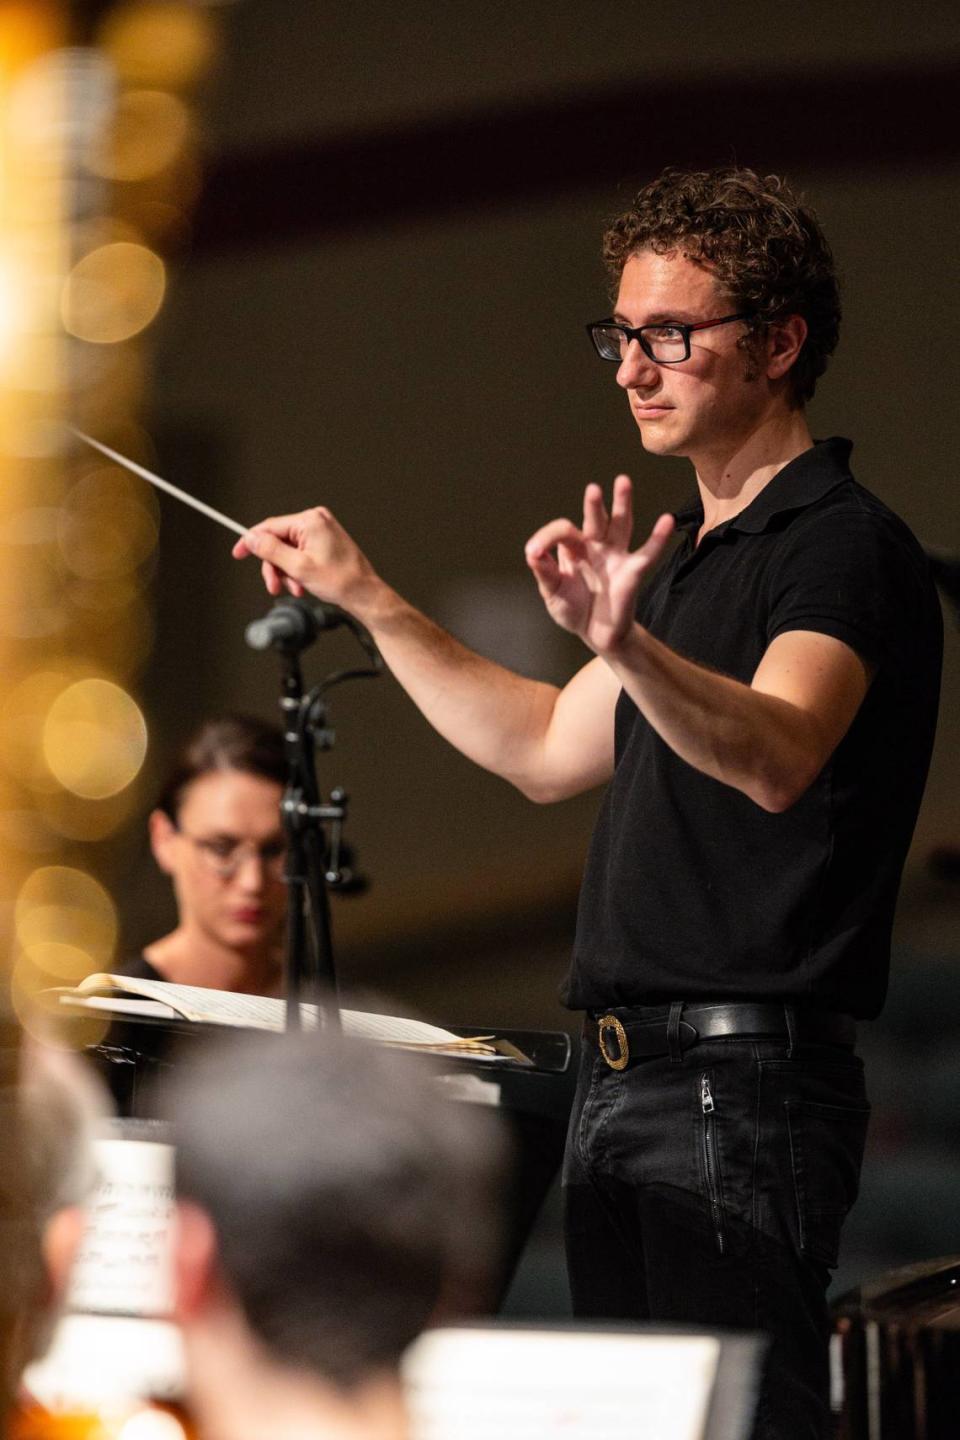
636, 425, 688, 459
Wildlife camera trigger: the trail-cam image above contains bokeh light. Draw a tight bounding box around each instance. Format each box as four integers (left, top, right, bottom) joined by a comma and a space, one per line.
0, 669, 74, 791
0, 553, 69, 638
65, 586, 157, 679
43, 677, 147, 799
8, 46, 114, 156
117, 1407, 189, 1440
0, 252, 28, 372
62, 240, 166, 344
0, 808, 57, 857
22, 939, 97, 983
37, 782, 141, 842
59, 464, 159, 578
87, 88, 191, 182
0, 0, 224, 1052
10, 948, 111, 1049
9, 331, 63, 394
100, 1, 218, 90
15, 864, 118, 970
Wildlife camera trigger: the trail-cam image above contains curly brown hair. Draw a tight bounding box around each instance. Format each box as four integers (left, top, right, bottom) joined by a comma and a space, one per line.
602, 167, 840, 404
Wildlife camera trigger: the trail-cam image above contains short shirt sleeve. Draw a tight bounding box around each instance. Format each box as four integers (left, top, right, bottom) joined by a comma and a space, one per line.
764, 502, 926, 674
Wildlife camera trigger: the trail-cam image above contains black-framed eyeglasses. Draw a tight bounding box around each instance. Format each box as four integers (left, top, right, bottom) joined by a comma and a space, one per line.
586, 312, 752, 365
176, 828, 287, 879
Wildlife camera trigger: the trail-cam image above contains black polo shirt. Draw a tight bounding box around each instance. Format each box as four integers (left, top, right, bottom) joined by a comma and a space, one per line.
564, 438, 942, 1020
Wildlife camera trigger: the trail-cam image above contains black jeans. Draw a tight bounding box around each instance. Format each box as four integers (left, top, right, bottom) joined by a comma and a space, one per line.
562, 1033, 870, 1440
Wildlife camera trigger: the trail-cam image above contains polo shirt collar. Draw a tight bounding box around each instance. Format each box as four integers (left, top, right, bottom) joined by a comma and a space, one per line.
673, 437, 854, 537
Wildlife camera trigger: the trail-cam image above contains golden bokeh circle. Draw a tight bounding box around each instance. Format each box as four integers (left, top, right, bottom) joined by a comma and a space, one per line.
62, 241, 166, 344
43, 678, 148, 799
87, 88, 191, 182
24, 939, 97, 983
15, 864, 118, 969
59, 467, 159, 579
100, 2, 218, 90
10, 953, 111, 1051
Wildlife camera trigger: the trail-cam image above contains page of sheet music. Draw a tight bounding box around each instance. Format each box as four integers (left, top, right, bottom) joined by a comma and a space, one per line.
404, 1327, 720, 1440
66, 1131, 176, 1319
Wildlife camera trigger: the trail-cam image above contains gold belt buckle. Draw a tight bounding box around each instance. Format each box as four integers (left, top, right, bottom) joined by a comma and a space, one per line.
597, 1014, 629, 1070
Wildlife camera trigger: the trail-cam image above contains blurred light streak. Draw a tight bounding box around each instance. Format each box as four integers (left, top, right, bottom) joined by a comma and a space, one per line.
0, 0, 223, 1035
0, 250, 27, 371
0, 4, 71, 1010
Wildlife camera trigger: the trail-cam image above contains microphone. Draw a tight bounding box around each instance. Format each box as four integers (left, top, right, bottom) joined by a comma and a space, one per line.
245, 598, 349, 652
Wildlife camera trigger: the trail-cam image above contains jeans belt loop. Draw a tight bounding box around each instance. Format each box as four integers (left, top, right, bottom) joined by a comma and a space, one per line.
784, 1002, 798, 1059
667, 1001, 684, 1064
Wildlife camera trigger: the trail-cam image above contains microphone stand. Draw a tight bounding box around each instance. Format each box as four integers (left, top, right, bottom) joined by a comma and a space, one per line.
278, 647, 340, 1030
248, 599, 382, 1032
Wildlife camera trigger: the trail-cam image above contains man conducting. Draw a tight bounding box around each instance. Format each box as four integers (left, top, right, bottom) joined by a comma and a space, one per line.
234, 167, 942, 1438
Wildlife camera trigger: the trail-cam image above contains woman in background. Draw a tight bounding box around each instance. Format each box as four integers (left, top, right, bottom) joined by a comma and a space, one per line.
121, 714, 288, 997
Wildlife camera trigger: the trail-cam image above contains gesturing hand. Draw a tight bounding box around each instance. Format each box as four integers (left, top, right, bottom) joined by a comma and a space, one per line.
524, 476, 675, 654
232, 507, 378, 616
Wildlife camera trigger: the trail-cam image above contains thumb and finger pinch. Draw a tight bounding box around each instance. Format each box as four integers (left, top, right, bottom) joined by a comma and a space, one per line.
525, 518, 588, 569
235, 527, 307, 597
232, 507, 338, 597
525, 526, 589, 601
525, 506, 676, 577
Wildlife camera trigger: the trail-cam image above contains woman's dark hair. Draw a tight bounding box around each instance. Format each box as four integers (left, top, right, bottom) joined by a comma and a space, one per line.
602, 166, 841, 404
156, 714, 286, 822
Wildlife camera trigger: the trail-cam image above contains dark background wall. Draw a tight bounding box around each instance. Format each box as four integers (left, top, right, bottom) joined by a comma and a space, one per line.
118, 0, 960, 1302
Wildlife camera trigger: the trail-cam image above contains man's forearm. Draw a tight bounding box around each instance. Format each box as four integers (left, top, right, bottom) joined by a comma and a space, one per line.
604, 624, 841, 813
354, 580, 566, 798
235, 506, 615, 802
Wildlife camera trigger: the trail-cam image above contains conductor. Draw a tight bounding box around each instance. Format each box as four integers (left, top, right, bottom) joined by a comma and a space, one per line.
233, 166, 942, 1439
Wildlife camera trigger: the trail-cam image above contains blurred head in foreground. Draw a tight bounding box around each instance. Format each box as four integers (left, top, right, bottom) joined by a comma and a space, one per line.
170, 1030, 505, 1440
0, 1037, 102, 1420
143, 713, 288, 995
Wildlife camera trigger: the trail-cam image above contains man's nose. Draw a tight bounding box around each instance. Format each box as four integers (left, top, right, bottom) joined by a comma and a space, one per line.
617, 338, 659, 390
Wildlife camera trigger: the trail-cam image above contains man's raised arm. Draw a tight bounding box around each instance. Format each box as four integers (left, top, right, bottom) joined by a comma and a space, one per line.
233, 508, 618, 804
525, 476, 874, 813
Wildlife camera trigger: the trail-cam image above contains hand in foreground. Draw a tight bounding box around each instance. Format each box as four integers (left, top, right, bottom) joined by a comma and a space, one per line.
525, 476, 675, 654
232, 507, 377, 615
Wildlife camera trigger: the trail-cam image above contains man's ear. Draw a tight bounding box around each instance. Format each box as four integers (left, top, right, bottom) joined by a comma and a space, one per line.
42, 1206, 86, 1308
149, 808, 178, 877
172, 1200, 219, 1322
766, 313, 808, 382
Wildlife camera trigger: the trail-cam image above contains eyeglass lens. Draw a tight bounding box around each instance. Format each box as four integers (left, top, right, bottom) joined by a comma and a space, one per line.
192, 836, 287, 876
593, 324, 688, 363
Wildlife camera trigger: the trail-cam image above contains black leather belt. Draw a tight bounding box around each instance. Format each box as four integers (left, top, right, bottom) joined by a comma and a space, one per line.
584, 1002, 856, 1070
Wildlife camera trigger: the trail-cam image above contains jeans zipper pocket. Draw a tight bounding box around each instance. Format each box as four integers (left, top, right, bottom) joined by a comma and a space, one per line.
700, 1073, 725, 1255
